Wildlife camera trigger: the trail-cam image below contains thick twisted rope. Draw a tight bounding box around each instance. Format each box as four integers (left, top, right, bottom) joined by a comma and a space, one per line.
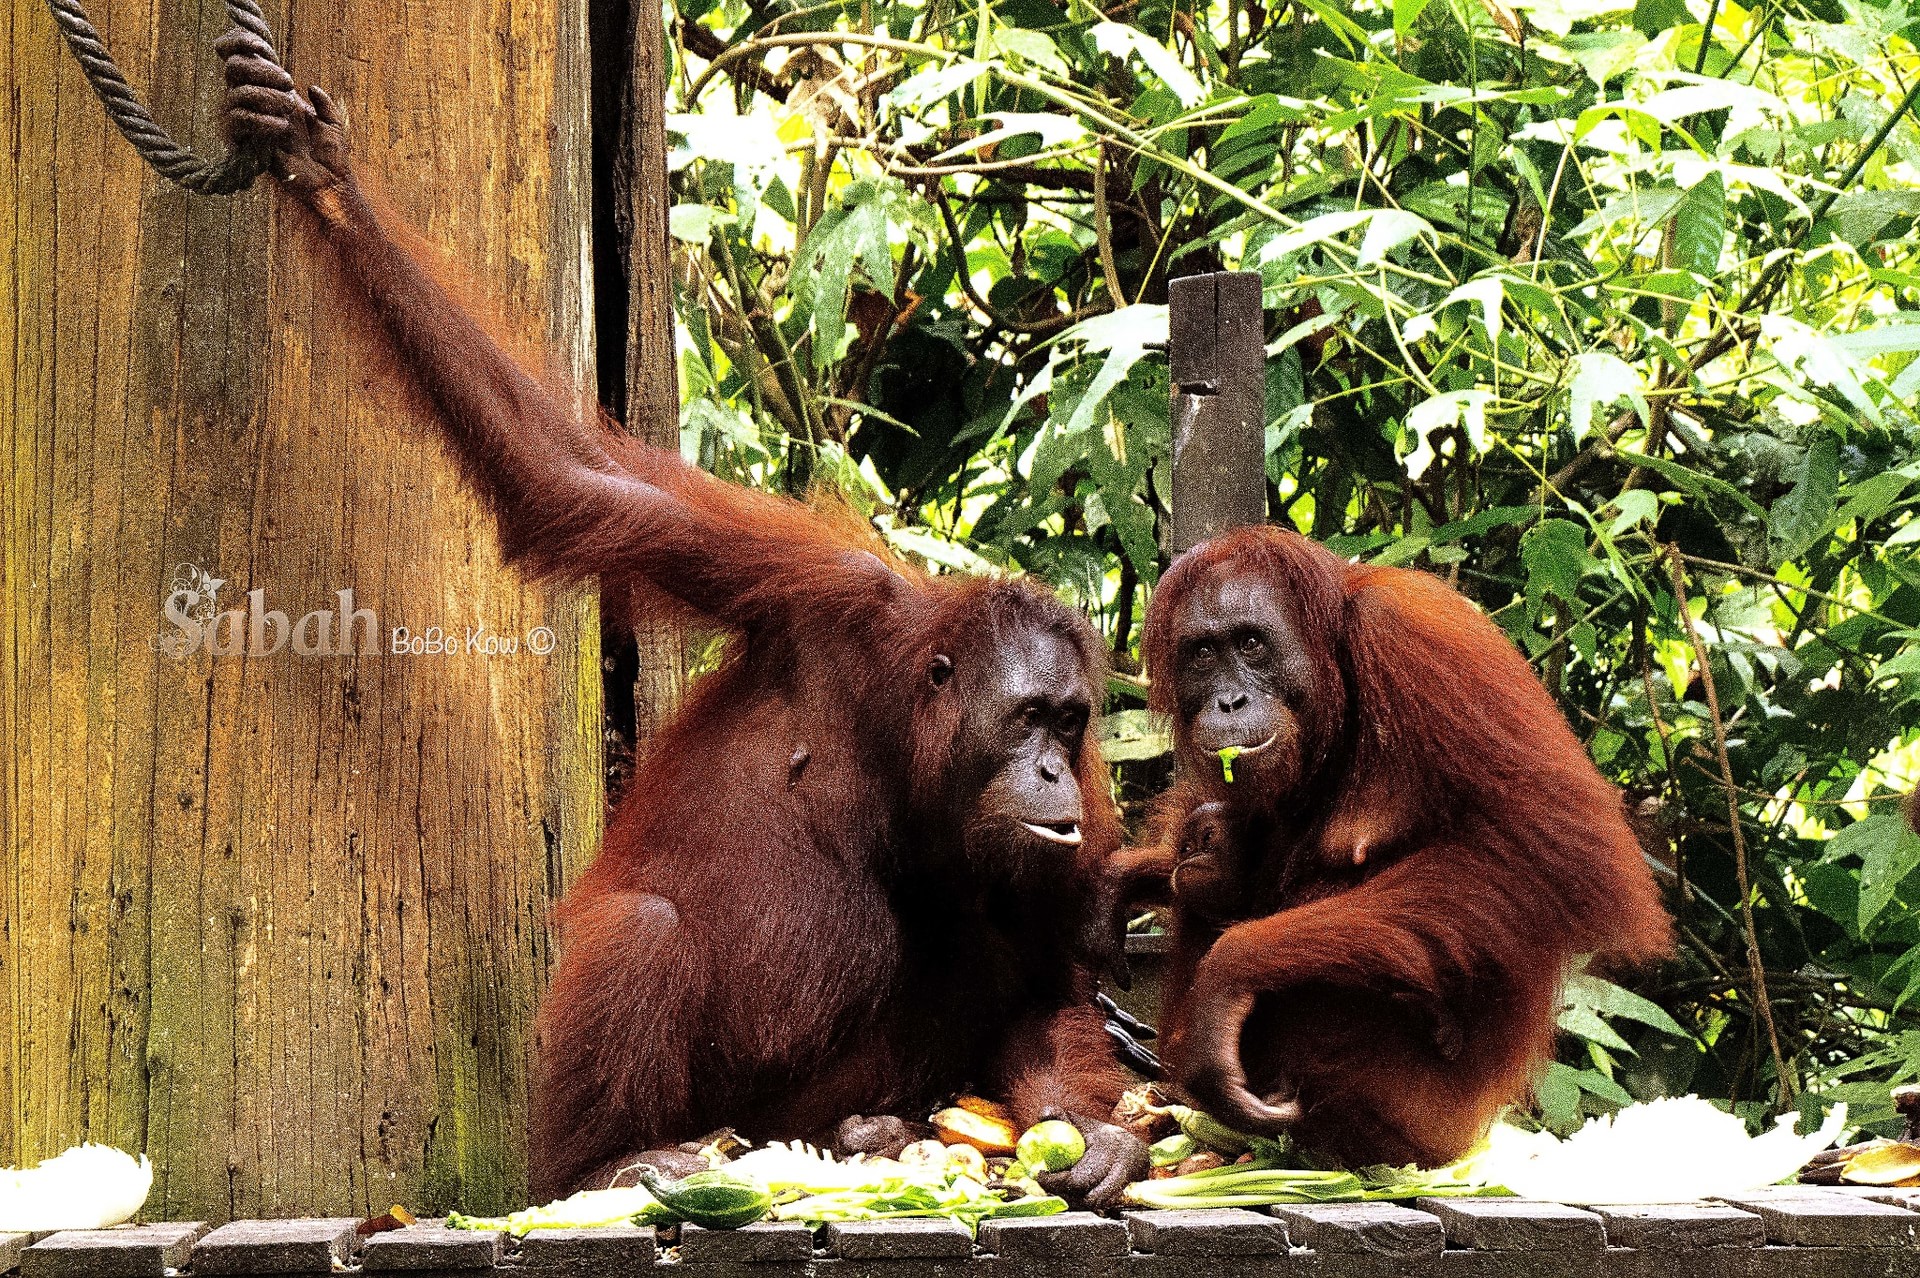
44, 0, 281, 194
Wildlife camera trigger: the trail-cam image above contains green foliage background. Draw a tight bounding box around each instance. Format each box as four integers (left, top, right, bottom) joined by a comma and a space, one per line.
664, 0, 1920, 1134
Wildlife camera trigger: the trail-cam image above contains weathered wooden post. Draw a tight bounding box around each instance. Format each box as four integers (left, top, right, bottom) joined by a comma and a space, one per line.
3, 0, 599, 1220
1168, 272, 1268, 554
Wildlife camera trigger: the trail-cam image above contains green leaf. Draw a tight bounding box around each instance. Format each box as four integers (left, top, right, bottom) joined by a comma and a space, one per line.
1567, 188, 1686, 241
1536, 1062, 1582, 1128
1617, 452, 1766, 519
1565, 972, 1688, 1036
1769, 436, 1841, 558
1832, 813, 1920, 931
1053, 305, 1170, 436
1564, 30, 1649, 87
1823, 191, 1920, 246
1522, 519, 1602, 603
1632, 0, 1691, 34
1670, 172, 1725, 278
1835, 467, 1917, 528
1394, 0, 1433, 42
1572, 1067, 1633, 1106
1510, 0, 1633, 35
1260, 210, 1375, 262
803, 209, 857, 371
888, 60, 992, 113
1558, 1004, 1634, 1052
1761, 316, 1881, 425
989, 27, 1070, 77
1427, 506, 1539, 544
799, 186, 898, 371
1605, 489, 1662, 534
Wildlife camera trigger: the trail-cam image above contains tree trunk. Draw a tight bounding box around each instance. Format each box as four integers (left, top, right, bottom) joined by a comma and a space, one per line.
0, 0, 600, 1221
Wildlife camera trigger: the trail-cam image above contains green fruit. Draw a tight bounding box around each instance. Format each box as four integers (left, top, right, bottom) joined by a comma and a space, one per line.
637, 1167, 772, 1230
1015, 1120, 1087, 1174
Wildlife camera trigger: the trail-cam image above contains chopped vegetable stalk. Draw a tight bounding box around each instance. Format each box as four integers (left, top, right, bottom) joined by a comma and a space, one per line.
1165, 1105, 1254, 1157
448, 1187, 668, 1235
1842, 1141, 1920, 1186
1123, 1151, 1504, 1209
1217, 746, 1242, 783
773, 1169, 1065, 1235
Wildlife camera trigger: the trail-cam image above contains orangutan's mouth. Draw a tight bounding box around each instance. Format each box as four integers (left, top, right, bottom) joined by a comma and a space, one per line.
1021, 821, 1084, 846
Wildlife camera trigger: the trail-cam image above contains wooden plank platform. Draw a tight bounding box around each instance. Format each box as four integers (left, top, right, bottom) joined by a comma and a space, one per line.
11, 1188, 1920, 1278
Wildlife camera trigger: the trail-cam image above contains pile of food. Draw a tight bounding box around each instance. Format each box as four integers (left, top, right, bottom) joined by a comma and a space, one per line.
452, 1098, 1078, 1236
1113, 1088, 1502, 1209
453, 1088, 1510, 1236
452, 1089, 1861, 1234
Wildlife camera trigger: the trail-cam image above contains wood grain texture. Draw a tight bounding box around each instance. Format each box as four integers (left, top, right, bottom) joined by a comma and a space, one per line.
2, 0, 600, 1221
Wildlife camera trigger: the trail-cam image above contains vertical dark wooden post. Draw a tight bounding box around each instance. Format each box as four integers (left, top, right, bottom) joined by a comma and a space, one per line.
625, 0, 687, 754
1168, 271, 1268, 556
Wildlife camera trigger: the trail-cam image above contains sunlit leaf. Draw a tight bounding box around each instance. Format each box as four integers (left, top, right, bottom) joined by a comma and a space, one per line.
1565, 973, 1688, 1037
1099, 709, 1173, 762
888, 60, 993, 113
1394, 0, 1433, 42
883, 526, 1000, 575
1405, 389, 1494, 476
1088, 23, 1205, 106
1053, 306, 1171, 436
933, 112, 1089, 160
669, 204, 735, 244
1569, 351, 1649, 442
1559, 1004, 1634, 1052
1434, 277, 1506, 344
1355, 210, 1438, 267
1510, 0, 1634, 36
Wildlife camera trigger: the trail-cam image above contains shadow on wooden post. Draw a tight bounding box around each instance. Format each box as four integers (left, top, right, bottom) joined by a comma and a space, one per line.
1168, 272, 1268, 556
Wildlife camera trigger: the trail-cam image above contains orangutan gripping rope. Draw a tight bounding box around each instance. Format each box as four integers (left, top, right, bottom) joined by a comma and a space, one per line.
215, 34, 1148, 1205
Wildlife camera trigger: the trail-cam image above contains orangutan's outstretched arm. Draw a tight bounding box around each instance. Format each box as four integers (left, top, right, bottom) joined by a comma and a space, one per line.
217, 31, 900, 631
